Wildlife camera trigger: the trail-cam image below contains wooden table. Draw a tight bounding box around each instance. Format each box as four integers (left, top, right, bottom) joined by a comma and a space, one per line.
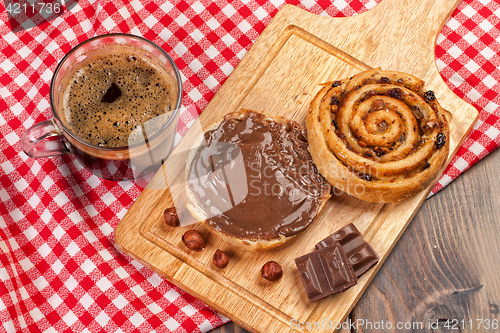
209, 145, 500, 332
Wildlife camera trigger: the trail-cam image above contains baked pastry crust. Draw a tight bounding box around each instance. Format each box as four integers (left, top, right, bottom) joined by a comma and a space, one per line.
306, 68, 450, 203
185, 109, 331, 252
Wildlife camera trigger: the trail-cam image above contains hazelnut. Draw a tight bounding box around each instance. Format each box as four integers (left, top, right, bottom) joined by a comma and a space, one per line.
163, 207, 180, 227
261, 261, 283, 281
213, 249, 229, 268
182, 230, 205, 251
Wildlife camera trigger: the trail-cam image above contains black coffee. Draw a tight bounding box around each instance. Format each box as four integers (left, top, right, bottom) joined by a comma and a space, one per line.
61, 46, 174, 147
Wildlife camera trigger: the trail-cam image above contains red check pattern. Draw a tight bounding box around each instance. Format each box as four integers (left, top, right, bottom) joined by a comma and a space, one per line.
0, 0, 498, 332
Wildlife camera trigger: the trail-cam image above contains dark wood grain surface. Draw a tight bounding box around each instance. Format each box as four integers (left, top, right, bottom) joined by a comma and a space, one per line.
209, 146, 500, 332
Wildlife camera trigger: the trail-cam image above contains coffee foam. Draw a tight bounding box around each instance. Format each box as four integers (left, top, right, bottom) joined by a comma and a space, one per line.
60, 45, 174, 148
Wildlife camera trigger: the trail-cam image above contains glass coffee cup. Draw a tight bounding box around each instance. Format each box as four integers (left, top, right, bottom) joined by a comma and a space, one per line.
21, 33, 183, 181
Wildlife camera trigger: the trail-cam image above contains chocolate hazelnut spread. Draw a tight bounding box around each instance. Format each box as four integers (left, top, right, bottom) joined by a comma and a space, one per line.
188, 111, 330, 241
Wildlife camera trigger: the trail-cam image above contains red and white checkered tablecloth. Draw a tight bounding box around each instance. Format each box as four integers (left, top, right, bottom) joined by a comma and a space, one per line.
0, 0, 498, 332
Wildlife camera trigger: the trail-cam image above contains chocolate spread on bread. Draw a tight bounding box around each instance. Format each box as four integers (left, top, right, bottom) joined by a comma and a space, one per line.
188, 111, 330, 241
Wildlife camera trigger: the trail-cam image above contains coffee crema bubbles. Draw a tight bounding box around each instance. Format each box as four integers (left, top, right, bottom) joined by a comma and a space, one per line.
61, 49, 173, 148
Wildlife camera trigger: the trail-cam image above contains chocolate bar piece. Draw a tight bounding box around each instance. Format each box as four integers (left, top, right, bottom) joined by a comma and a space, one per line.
295, 242, 357, 302
316, 223, 379, 277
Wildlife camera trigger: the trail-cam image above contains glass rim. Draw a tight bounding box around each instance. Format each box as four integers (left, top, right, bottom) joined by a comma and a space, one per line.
49, 33, 183, 152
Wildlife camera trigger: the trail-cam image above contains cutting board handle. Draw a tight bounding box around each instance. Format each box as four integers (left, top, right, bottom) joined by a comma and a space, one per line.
366, 0, 463, 37
271, 0, 464, 78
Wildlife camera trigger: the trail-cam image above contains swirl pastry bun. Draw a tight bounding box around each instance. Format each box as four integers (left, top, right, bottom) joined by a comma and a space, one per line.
186, 110, 331, 252
306, 68, 450, 203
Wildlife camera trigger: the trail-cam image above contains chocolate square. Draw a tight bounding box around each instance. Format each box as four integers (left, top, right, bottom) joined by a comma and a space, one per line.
316, 223, 379, 277
295, 242, 357, 302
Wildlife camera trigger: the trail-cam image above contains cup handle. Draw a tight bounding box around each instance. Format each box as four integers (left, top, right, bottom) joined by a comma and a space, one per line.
21, 119, 71, 158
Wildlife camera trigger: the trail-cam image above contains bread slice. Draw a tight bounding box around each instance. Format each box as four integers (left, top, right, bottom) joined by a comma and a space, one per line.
185, 109, 331, 252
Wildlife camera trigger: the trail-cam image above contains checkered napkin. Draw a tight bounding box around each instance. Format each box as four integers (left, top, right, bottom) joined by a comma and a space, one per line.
0, 0, 498, 332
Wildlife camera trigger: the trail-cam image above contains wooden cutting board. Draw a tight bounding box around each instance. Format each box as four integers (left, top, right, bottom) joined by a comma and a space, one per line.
115, 1, 478, 332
